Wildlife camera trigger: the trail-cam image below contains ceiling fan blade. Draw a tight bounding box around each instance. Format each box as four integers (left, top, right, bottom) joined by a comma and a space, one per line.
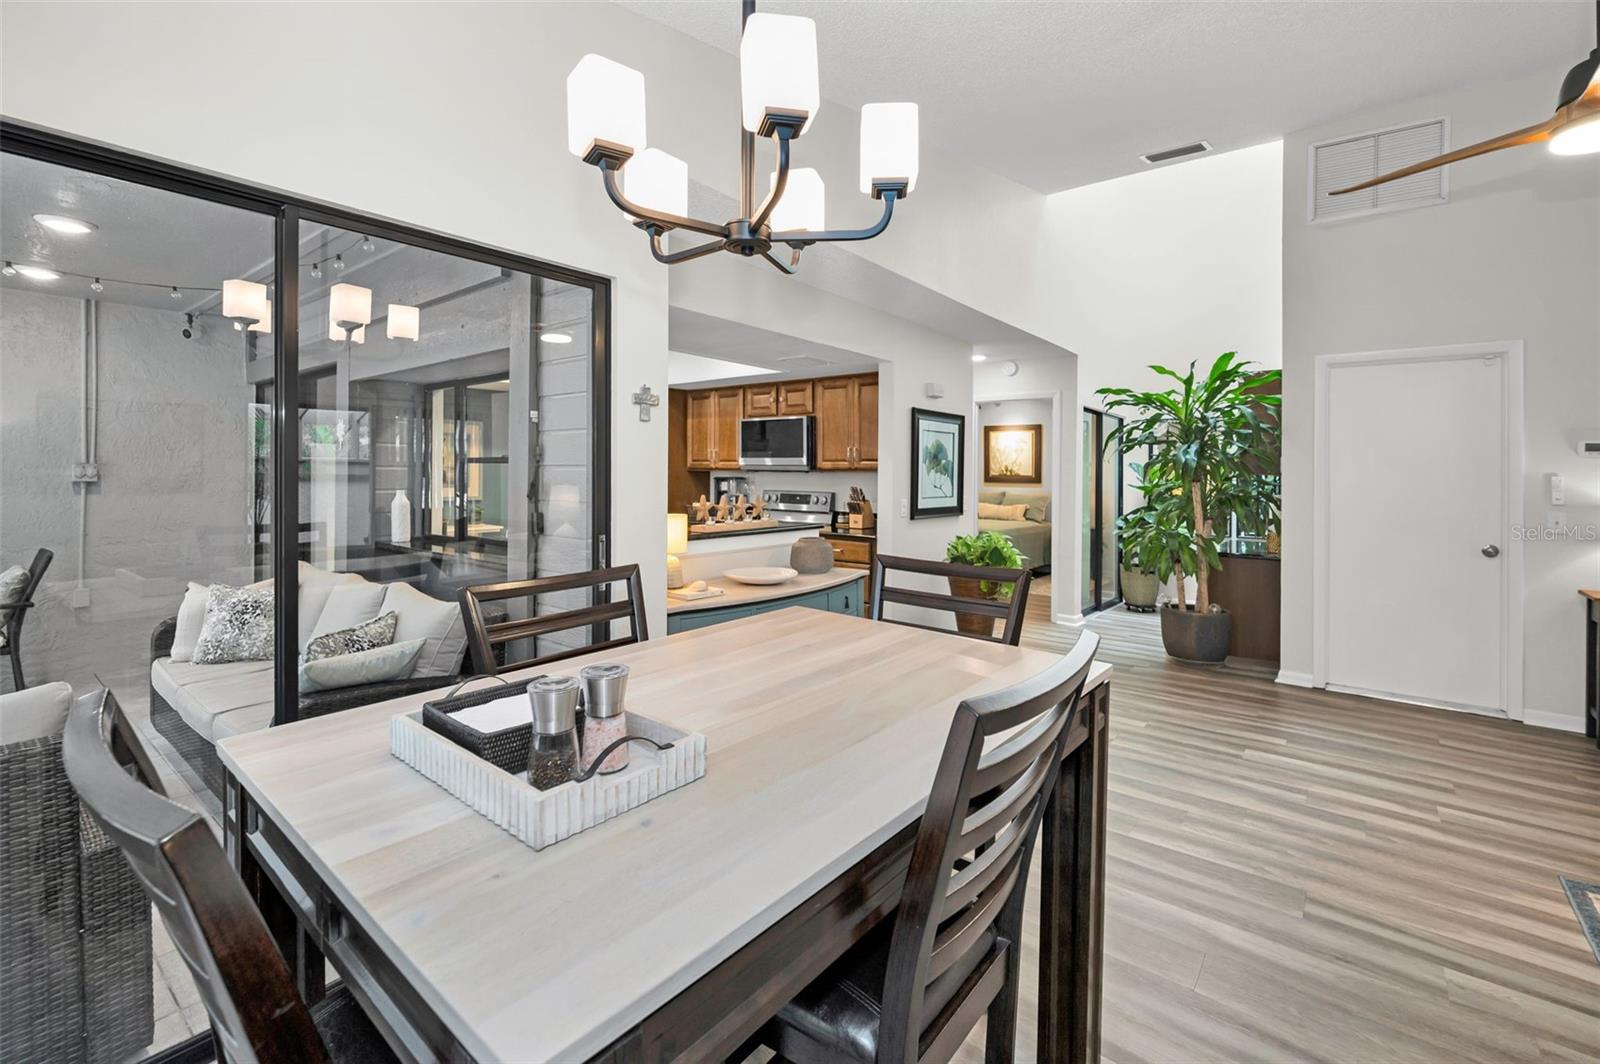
1328, 117, 1558, 196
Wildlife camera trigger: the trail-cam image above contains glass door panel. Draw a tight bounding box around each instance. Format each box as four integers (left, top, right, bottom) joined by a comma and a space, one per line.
1082, 409, 1124, 614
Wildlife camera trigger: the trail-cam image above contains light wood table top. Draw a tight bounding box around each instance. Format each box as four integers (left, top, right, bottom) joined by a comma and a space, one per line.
218, 608, 1108, 1062
1582, 588, 1600, 603
665, 567, 865, 614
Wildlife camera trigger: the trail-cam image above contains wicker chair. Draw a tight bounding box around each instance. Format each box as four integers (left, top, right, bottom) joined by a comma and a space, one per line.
0, 684, 153, 1063
1, 547, 53, 691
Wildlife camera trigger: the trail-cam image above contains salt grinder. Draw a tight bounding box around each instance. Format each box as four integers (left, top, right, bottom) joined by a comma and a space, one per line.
580, 663, 630, 774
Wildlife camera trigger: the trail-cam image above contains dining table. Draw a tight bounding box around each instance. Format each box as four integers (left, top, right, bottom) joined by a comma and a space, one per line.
218, 606, 1112, 1063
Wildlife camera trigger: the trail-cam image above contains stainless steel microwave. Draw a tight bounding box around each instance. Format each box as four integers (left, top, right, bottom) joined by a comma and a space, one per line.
738, 416, 815, 471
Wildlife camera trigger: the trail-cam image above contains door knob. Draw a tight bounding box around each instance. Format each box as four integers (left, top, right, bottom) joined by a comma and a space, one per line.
1481, 544, 1500, 558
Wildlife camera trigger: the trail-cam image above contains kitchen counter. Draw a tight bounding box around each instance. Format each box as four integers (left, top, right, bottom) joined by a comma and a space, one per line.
666, 568, 865, 614
688, 522, 812, 541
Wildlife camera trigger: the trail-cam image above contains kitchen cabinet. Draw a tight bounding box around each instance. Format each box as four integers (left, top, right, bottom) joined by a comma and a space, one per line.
665, 572, 866, 634
744, 380, 814, 417
685, 387, 744, 470
816, 374, 878, 470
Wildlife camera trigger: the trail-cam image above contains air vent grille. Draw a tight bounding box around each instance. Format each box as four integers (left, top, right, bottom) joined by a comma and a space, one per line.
1139, 141, 1212, 165
1311, 118, 1448, 223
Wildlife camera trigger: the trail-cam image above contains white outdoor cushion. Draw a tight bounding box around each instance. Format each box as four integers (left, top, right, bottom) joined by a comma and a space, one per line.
380, 582, 466, 677
308, 582, 387, 642
150, 657, 274, 742
297, 638, 425, 693
210, 702, 278, 743
0, 681, 73, 743
297, 562, 367, 650
169, 582, 210, 662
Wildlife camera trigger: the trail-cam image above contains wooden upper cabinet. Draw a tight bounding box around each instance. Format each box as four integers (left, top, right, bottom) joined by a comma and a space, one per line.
685, 390, 715, 470
777, 380, 814, 415
815, 376, 857, 470
713, 388, 743, 469
744, 385, 779, 418
854, 376, 878, 468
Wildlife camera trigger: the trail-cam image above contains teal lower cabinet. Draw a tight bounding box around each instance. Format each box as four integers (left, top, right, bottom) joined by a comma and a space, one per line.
666, 575, 866, 634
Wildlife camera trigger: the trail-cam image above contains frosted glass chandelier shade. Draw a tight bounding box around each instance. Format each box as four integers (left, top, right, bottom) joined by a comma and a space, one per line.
768, 167, 825, 232
387, 303, 420, 341
1549, 113, 1600, 156
329, 322, 365, 344
222, 278, 269, 322
567, 54, 647, 158
249, 300, 272, 334
740, 14, 819, 134
329, 283, 371, 343
859, 103, 919, 194
623, 148, 689, 219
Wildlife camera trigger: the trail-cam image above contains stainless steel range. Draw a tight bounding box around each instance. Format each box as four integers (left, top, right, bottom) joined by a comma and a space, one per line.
761, 490, 834, 527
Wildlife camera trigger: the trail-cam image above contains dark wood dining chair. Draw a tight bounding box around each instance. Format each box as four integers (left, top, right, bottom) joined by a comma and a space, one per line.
2, 548, 53, 690
458, 564, 648, 675
870, 554, 1033, 646
756, 631, 1100, 1064
62, 687, 396, 1064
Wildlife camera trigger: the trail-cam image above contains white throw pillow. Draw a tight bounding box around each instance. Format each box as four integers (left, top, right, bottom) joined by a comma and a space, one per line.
298, 638, 425, 693
977, 502, 1028, 521
308, 582, 387, 642
296, 563, 367, 650
380, 582, 467, 677
0, 681, 73, 743
169, 582, 211, 662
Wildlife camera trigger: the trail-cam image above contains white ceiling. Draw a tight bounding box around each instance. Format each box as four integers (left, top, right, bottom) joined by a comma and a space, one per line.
619, 0, 1595, 193
668, 305, 881, 386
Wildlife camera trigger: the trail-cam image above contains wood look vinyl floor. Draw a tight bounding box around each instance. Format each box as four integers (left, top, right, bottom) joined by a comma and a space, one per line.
954, 579, 1600, 1063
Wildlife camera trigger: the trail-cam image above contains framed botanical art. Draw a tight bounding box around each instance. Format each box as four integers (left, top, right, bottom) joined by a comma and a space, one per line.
910, 407, 965, 519
983, 423, 1042, 484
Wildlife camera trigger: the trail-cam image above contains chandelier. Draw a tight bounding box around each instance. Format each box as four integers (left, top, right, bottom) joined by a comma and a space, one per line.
565, 0, 919, 274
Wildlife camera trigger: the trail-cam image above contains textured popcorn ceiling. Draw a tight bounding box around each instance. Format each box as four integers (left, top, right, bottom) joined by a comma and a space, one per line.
617, 0, 1594, 192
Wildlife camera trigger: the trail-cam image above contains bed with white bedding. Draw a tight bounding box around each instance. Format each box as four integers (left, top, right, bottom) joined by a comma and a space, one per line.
977, 490, 1052, 572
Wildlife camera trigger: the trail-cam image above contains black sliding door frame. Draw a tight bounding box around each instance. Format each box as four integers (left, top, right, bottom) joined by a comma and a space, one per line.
0, 120, 613, 732
1083, 408, 1125, 615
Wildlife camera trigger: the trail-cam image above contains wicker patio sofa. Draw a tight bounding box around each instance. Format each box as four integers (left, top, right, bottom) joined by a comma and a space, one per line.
149, 562, 469, 801
0, 683, 153, 1063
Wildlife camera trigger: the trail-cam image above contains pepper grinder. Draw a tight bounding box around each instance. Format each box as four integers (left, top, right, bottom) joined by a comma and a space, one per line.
527, 676, 581, 790
580, 663, 630, 774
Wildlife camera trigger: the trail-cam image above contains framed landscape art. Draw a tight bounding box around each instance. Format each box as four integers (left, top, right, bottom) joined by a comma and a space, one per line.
983, 423, 1042, 484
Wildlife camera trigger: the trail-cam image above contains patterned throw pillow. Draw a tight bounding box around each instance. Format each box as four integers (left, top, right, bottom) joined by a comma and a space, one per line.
304, 611, 398, 662
192, 584, 275, 664
0, 564, 29, 651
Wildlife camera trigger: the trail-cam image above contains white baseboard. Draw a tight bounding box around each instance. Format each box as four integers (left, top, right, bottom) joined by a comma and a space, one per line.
1520, 709, 1586, 734
1055, 612, 1086, 628
1275, 670, 1315, 688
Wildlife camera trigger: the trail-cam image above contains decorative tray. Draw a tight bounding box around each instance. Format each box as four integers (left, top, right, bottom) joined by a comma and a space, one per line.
390, 684, 707, 852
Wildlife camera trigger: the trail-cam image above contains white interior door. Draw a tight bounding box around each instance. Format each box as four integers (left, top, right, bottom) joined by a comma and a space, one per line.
1322, 349, 1512, 715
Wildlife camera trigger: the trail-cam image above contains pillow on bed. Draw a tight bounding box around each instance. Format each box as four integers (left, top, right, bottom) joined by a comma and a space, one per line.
978, 502, 1028, 521
978, 489, 1006, 506
1004, 492, 1051, 523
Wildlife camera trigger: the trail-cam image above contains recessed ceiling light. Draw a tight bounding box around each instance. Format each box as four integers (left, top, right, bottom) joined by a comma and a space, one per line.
33, 214, 97, 235
971, 353, 987, 363
540, 332, 573, 344
14, 264, 61, 281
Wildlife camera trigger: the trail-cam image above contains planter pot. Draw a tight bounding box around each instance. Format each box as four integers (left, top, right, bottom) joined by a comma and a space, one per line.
948, 576, 1002, 638
1159, 604, 1231, 664
1120, 568, 1160, 612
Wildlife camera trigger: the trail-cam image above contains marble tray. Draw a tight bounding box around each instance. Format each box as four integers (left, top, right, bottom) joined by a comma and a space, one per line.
390, 709, 707, 852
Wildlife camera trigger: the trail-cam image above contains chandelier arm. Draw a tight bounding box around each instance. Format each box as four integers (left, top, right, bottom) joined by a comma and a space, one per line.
649, 231, 727, 265
749, 130, 794, 231
772, 189, 898, 246
599, 164, 730, 240
760, 250, 798, 275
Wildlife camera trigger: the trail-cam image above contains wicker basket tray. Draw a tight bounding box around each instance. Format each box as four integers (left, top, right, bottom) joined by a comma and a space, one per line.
391, 696, 707, 852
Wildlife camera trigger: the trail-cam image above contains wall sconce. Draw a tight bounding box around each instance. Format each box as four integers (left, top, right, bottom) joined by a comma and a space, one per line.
387, 303, 420, 341
329, 283, 371, 343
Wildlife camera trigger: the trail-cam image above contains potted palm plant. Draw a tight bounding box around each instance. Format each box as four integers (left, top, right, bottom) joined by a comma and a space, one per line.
1098, 353, 1281, 663
1115, 461, 1181, 612
945, 530, 1027, 636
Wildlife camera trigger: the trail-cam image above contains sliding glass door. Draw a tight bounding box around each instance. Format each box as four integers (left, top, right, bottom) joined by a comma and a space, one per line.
1081, 409, 1123, 613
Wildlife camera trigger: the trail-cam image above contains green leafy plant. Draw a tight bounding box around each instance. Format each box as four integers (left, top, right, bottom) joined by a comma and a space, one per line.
946, 530, 1026, 599
1098, 352, 1281, 612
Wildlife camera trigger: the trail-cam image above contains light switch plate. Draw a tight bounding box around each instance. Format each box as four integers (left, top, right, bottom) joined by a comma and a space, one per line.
1549, 473, 1565, 505
899, 498, 909, 519
1547, 509, 1567, 532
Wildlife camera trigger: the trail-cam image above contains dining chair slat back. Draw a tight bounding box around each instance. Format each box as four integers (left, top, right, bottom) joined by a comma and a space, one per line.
880, 630, 1099, 1063
62, 688, 333, 1064
458, 564, 647, 676
870, 554, 1033, 646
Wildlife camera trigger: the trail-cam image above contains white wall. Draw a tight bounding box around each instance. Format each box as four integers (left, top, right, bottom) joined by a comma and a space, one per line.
1044, 140, 1285, 405
0, 291, 254, 692
1280, 68, 1600, 731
